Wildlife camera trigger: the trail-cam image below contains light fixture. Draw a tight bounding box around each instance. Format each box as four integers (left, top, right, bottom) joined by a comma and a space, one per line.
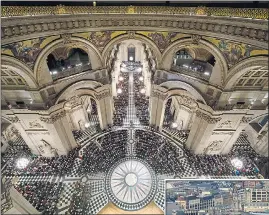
117, 88, 122, 94
30, 100, 33, 104
231, 158, 243, 169
68, 66, 71, 69
137, 67, 142, 72
140, 88, 146, 94
171, 122, 178, 128
204, 72, 210, 76
119, 76, 124, 81
16, 158, 30, 169
85, 122, 90, 128
52, 71, 58, 75
129, 56, 134, 61
139, 76, 144, 81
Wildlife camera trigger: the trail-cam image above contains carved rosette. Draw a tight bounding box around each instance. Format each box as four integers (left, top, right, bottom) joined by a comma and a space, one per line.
7, 116, 19, 123
40, 110, 66, 124
128, 31, 135, 39
191, 34, 202, 45
61, 33, 72, 44
95, 91, 110, 100
240, 116, 253, 124
196, 110, 221, 124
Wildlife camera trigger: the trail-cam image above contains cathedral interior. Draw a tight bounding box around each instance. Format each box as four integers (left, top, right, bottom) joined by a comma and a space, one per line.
1, 1, 268, 214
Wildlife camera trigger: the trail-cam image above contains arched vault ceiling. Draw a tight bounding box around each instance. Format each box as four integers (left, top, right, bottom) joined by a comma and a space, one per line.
1, 31, 268, 72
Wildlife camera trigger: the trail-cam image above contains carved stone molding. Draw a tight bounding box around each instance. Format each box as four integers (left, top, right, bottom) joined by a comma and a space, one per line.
40, 110, 66, 124
196, 110, 221, 124
60, 33, 72, 44
128, 31, 135, 39
95, 91, 110, 100
151, 91, 167, 100
212, 131, 234, 135
6, 116, 19, 123
240, 116, 253, 124
191, 34, 202, 45
203, 140, 223, 153
176, 95, 197, 108
29, 120, 44, 129
178, 105, 192, 113
217, 120, 233, 128
67, 95, 82, 108
1, 14, 267, 48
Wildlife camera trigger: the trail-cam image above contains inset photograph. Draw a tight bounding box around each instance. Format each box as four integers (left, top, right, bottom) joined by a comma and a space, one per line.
166, 180, 269, 215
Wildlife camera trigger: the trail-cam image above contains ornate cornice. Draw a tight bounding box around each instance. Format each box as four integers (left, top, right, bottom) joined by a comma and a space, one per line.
2, 6, 267, 20
6, 116, 19, 123
196, 110, 221, 124
40, 110, 66, 124
1, 13, 267, 48
95, 91, 110, 100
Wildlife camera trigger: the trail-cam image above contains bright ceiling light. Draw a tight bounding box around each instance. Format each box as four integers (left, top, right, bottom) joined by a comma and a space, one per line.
139, 76, 144, 81
171, 122, 178, 128
119, 76, 124, 81
16, 158, 30, 169
129, 56, 134, 61
85, 122, 90, 128
52, 71, 58, 75
204, 72, 210, 76
140, 88, 146, 94
231, 158, 243, 169
117, 88, 122, 94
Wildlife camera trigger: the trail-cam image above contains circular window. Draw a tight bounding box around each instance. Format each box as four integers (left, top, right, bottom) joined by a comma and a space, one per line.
106, 158, 157, 211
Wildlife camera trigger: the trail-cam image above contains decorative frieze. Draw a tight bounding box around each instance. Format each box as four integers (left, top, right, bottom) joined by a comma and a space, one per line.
191, 34, 202, 45
6, 116, 19, 123
1, 14, 267, 48
212, 131, 234, 135
176, 95, 197, 108
240, 116, 253, 124
29, 120, 44, 129
40, 110, 66, 124
61, 33, 72, 44
217, 120, 233, 128
95, 91, 110, 100
203, 140, 223, 154
196, 110, 221, 124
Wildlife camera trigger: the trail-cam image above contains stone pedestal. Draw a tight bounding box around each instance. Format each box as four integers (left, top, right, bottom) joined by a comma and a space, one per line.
185, 110, 221, 154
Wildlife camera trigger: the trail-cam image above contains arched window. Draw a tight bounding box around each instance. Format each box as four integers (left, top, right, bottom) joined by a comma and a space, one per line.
47, 48, 91, 80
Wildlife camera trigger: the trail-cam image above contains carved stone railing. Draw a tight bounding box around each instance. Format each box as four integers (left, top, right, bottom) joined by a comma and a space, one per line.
1, 6, 268, 20
171, 65, 210, 81
51, 63, 91, 81
1, 12, 267, 47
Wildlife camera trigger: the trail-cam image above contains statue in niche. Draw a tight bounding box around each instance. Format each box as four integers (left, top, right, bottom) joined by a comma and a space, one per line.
203, 140, 223, 154
38, 139, 54, 155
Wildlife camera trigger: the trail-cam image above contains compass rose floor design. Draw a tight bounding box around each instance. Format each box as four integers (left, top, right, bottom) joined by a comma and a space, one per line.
106, 158, 157, 211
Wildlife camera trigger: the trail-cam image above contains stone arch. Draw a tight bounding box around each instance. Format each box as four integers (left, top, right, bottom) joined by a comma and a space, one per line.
102, 33, 162, 67
34, 36, 103, 86
1, 55, 38, 88
224, 56, 268, 90
161, 38, 229, 87
159, 80, 207, 105
55, 80, 103, 104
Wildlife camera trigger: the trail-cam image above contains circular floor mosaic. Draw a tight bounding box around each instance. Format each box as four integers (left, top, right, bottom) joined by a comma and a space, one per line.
105, 157, 157, 211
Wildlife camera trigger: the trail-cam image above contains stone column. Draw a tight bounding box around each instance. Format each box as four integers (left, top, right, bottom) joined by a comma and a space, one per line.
149, 91, 167, 130
221, 116, 253, 154
96, 91, 113, 129
185, 110, 221, 154
40, 109, 78, 156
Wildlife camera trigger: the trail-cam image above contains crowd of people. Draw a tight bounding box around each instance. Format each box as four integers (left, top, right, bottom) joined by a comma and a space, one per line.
14, 181, 62, 215
113, 72, 129, 126
67, 182, 85, 215
79, 130, 128, 174
133, 73, 150, 125
135, 129, 185, 175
